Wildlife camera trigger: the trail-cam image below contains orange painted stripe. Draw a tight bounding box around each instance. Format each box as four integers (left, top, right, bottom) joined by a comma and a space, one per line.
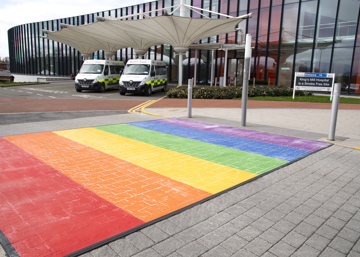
6, 132, 211, 222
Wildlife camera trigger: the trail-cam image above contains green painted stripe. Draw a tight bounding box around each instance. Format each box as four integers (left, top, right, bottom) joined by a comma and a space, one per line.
95, 124, 288, 174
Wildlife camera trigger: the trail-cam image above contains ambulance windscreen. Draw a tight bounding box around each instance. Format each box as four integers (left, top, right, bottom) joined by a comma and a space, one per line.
79, 64, 104, 74
123, 64, 150, 75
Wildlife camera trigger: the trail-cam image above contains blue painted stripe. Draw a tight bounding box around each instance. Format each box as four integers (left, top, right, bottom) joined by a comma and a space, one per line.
129, 121, 310, 161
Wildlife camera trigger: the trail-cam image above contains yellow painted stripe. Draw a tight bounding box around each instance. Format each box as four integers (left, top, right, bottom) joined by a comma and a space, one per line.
54, 128, 257, 194
140, 96, 170, 117
128, 100, 153, 113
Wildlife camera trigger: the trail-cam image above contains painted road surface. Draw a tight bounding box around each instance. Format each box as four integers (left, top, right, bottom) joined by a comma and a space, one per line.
0, 118, 330, 256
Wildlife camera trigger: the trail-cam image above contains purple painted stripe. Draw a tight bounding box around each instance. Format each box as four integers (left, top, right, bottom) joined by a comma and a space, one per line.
156, 118, 330, 152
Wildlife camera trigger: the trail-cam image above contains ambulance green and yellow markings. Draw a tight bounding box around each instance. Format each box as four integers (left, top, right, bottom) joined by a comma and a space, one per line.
54, 128, 257, 194
96, 124, 288, 175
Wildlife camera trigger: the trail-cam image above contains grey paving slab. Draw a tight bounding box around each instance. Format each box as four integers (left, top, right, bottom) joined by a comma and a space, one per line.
108, 240, 139, 257
90, 245, 119, 257
141, 226, 170, 244
0, 110, 127, 125
259, 228, 285, 245
201, 245, 232, 257
220, 235, 248, 254
282, 231, 307, 248
133, 248, 162, 257
176, 241, 208, 257
151, 237, 185, 256
305, 233, 331, 252
244, 237, 273, 256
292, 244, 321, 257
269, 241, 297, 256
126, 232, 155, 251
0, 112, 162, 136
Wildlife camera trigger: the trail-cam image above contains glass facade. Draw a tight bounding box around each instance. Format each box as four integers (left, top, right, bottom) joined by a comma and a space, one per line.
7, 0, 360, 92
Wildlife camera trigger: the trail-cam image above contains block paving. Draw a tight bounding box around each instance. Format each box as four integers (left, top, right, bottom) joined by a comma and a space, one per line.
81, 145, 360, 257
0, 118, 333, 256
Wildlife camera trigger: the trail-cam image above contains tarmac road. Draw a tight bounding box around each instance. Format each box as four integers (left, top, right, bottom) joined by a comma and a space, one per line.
0, 81, 168, 100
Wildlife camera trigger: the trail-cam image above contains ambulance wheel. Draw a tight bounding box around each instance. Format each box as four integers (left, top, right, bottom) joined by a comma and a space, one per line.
145, 86, 152, 96
161, 84, 167, 92
76, 88, 82, 92
99, 84, 106, 93
120, 92, 125, 95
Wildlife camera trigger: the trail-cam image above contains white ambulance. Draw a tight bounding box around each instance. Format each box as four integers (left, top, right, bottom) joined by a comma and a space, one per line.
119, 59, 167, 96
75, 60, 124, 93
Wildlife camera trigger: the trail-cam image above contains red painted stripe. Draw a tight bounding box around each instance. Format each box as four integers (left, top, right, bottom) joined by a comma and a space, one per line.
6, 132, 211, 222
0, 138, 144, 257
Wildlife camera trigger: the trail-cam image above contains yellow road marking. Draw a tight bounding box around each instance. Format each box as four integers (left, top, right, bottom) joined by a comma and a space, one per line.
128, 96, 170, 117
128, 100, 153, 113
140, 96, 170, 117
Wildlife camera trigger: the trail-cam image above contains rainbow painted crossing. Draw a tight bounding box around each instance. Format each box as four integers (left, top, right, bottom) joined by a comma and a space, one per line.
0, 118, 330, 256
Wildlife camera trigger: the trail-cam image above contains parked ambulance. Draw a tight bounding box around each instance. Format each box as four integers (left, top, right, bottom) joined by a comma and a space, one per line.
119, 59, 167, 96
75, 60, 124, 93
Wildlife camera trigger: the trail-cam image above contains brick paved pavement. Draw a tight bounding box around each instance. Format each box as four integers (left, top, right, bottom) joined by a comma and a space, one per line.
0, 97, 146, 113
1, 96, 359, 257
2, 117, 327, 256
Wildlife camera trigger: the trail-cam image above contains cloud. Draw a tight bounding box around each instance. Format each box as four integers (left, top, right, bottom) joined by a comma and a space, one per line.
0, 0, 151, 59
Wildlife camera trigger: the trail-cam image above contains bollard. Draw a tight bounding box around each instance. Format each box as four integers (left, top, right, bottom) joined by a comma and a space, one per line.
241, 34, 251, 126
187, 78, 193, 118
328, 83, 341, 141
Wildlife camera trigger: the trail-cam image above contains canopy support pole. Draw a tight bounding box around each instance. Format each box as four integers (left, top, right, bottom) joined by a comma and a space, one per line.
223, 48, 228, 87
211, 50, 215, 86
194, 49, 198, 87
179, 54, 183, 86
178, 0, 185, 87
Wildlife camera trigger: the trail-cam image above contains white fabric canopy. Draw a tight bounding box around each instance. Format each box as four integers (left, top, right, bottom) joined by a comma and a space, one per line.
41, 4, 251, 86
42, 26, 101, 55
101, 14, 250, 53
42, 9, 251, 56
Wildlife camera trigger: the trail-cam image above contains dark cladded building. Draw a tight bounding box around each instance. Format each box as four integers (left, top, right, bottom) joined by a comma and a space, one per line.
7, 0, 360, 93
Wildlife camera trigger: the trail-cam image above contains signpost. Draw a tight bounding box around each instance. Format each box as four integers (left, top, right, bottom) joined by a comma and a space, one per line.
293, 72, 335, 100
293, 72, 341, 141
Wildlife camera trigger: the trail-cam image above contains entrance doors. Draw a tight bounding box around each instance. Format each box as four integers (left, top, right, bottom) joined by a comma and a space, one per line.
228, 58, 244, 86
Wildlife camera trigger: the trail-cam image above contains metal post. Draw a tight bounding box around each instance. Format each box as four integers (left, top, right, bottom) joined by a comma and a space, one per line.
188, 78, 193, 118
241, 34, 252, 126
179, 54, 183, 86
211, 50, 215, 86
180, 0, 185, 16
223, 48, 228, 87
194, 49, 198, 87
328, 83, 341, 141
178, 0, 185, 87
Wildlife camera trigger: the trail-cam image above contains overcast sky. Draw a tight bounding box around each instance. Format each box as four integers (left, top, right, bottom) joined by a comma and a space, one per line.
0, 0, 152, 59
